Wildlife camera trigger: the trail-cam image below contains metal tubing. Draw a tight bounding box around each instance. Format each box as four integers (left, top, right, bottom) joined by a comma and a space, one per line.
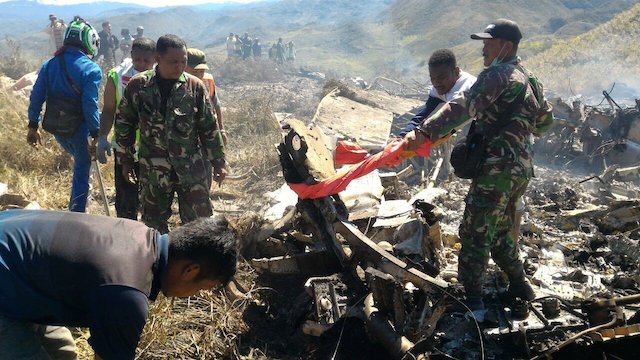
363, 294, 414, 360
529, 308, 621, 360
93, 160, 110, 216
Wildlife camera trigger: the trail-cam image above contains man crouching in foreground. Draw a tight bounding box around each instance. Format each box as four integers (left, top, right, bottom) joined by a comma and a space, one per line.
0, 209, 237, 359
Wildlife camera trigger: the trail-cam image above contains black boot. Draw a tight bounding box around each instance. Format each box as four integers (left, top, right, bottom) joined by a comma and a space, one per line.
508, 277, 536, 301
450, 296, 486, 322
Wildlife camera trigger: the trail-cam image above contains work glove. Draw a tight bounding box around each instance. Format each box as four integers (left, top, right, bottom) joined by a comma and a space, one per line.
96, 135, 112, 164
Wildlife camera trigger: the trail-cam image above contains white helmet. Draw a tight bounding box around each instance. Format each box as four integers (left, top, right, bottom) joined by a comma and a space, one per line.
64, 20, 100, 57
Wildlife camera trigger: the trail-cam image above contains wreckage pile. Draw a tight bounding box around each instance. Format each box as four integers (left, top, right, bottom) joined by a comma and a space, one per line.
242, 86, 640, 359
2, 68, 639, 358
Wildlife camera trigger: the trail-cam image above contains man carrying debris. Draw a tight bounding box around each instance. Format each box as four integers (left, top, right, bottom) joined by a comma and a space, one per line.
0, 209, 237, 360
96, 37, 156, 220
27, 20, 102, 213
405, 19, 554, 314
115, 34, 227, 234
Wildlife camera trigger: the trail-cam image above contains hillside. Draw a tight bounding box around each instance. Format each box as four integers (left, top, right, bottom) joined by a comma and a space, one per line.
0, 0, 638, 81
389, 0, 637, 73
0, 1, 150, 36
526, 3, 640, 100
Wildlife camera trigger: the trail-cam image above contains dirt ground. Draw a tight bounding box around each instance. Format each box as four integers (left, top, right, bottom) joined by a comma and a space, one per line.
2, 60, 639, 359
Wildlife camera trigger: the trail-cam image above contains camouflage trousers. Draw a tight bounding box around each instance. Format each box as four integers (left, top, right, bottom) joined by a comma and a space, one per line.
139, 157, 213, 234
458, 168, 530, 297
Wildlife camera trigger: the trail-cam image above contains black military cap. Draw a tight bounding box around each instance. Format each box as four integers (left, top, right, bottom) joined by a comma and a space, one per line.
471, 19, 522, 43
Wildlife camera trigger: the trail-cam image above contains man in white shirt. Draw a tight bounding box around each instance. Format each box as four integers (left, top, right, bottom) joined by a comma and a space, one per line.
226, 33, 237, 59
399, 49, 476, 177
400, 49, 476, 137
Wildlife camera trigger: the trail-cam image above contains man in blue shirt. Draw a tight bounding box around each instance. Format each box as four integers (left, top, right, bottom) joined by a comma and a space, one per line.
0, 209, 238, 360
27, 20, 102, 213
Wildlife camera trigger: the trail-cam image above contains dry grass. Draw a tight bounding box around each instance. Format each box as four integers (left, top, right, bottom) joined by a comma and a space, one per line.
0, 64, 283, 358
0, 86, 75, 210
135, 261, 258, 360
0, 38, 35, 80
222, 95, 283, 202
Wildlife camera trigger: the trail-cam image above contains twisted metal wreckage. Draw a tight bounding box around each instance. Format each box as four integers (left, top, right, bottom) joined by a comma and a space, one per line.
248, 85, 640, 359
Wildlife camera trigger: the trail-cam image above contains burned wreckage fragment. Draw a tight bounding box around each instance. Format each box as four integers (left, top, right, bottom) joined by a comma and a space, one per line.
536, 91, 640, 171
248, 86, 640, 358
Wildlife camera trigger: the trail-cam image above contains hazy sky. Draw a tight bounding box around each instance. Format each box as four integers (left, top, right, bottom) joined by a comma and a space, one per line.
1, 0, 262, 6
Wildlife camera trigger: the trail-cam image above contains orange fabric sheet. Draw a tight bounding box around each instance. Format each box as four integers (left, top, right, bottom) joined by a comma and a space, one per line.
288, 139, 432, 199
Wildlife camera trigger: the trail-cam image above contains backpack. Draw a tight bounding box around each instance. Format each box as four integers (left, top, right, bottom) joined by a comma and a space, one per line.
42, 54, 84, 138
450, 76, 528, 179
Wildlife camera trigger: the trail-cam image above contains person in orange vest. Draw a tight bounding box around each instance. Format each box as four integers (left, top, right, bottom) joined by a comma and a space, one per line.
185, 48, 226, 192
186, 48, 225, 145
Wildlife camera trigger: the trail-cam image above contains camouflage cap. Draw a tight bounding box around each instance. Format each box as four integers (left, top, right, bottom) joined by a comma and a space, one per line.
471, 19, 522, 43
187, 48, 209, 70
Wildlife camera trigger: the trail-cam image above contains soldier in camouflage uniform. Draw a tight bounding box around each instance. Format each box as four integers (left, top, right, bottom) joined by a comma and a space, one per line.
115, 34, 226, 233
405, 19, 553, 313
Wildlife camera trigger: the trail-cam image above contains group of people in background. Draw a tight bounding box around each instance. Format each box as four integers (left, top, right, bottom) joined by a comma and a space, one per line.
226, 32, 296, 65
46, 15, 144, 71
226, 32, 262, 60
96, 21, 145, 71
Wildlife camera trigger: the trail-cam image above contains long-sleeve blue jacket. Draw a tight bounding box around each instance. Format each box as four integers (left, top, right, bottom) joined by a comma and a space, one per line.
28, 47, 102, 137
399, 96, 444, 137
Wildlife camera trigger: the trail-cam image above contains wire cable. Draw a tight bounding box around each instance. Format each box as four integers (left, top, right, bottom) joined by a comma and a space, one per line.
434, 286, 485, 360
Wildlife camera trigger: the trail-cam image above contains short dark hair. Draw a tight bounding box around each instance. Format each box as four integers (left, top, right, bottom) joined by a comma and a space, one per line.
168, 216, 238, 283
156, 34, 186, 55
102, 21, 110, 27
132, 37, 156, 53
428, 49, 457, 69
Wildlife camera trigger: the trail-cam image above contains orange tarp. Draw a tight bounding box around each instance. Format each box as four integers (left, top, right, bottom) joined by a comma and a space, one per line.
287, 139, 432, 199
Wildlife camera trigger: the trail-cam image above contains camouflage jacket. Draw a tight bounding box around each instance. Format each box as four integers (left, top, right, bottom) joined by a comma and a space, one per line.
420, 57, 553, 177
115, 69, 225, 171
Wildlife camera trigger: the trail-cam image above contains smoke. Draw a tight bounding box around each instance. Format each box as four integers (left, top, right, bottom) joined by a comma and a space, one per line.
526, 4, 640, 106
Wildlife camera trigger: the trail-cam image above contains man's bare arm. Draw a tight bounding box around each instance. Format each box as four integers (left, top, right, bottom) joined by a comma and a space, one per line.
99, 79, 117, 137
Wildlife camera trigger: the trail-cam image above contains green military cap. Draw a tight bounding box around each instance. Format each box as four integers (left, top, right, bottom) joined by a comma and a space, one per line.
187, 48, 209, 70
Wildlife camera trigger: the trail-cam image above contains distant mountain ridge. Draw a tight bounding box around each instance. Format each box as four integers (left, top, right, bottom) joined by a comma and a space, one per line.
389, 0, 637, 71
526, 3, 640, 100
0, 0, 637, 81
